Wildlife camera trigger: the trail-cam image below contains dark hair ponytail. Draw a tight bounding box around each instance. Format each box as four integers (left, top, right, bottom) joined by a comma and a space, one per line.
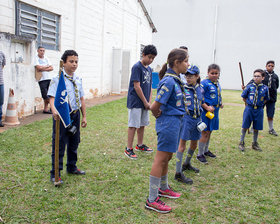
158, 48, 188, 80
159, 63, 168, 80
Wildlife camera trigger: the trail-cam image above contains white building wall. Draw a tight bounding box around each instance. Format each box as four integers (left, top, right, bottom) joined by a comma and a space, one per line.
0, 0, 154, 118
144, 0, 280, 90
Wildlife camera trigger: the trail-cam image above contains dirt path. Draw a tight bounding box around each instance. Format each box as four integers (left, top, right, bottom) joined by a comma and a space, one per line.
0, 92, 127, 133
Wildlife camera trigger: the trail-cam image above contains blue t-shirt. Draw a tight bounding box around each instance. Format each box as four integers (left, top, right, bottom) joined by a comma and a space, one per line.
155, 68, 185, 116
201, 78, 222, 106
184, 84, 204, 116
127, 61, 152, 109
241, 82, 269, 107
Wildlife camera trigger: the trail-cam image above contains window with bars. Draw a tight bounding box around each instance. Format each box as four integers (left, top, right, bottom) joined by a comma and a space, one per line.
15, 1, 60, 50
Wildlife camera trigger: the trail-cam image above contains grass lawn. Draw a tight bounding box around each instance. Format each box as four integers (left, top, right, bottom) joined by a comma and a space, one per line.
0, 90, 279, 223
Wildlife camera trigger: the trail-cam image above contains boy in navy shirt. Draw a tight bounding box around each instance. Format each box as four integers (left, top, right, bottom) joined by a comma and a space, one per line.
125, 45, 157, 159
238, 69, 269, 152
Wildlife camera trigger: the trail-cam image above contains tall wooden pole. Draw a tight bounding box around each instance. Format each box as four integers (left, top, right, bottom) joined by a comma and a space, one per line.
239, 62, 245, 87
239, 62, 250, 134
54, 60, 64, 186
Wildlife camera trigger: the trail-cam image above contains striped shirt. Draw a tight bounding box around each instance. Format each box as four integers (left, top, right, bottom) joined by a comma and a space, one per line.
0, 51, 6, 85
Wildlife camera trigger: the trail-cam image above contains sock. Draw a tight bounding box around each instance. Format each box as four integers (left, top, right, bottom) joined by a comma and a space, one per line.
253, 130, 259, 143
175, 151, 184, 173
268, 120, 273, 130
204, 139, 210, 153
185, 148, 194, 165
160, 174, 169, 191
240, 128, 246, 142
148, 175, 161, 202
198, 142, 206, 156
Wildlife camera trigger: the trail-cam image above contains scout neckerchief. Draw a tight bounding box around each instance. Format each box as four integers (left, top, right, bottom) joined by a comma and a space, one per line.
164, 73, 189, 114
267, 72, 272, 88
64, 73, 80, 108
252, 82, 263, 109
185, 83, 200, 118
208, 78, 222, 107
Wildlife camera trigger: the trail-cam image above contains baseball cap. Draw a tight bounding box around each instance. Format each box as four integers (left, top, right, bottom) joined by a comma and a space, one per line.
186, 65, 200, 75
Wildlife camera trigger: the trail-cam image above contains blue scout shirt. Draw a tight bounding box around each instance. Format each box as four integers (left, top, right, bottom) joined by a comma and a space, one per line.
241, 82, 269, 107
201, 78, 222, 106
184, 84, 204, 118
48, 70, 85, 111
127, 61, 152, 109
155, 68, 185, 116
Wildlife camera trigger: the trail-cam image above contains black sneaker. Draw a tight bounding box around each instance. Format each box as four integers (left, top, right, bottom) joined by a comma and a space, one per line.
67, 169, 86, 175
135, 144, 153, 153
238, 141, 245, 152
182, 163, 200, 173
174, 172, 193, 185
269, 129, 278, 136
204, 150, 216, 158
252, 142, 262, 151
0, 122, 4, 127
197, 155, 208, 164
50, 177, 63, 185
124, 147, 137, 159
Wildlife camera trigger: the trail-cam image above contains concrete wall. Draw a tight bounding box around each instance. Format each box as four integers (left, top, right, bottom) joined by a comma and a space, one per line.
143, 0, 280, 90
0, 0, 153, 117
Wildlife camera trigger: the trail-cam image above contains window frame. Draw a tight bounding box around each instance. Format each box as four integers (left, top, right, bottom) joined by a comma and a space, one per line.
15, 1, 60, 51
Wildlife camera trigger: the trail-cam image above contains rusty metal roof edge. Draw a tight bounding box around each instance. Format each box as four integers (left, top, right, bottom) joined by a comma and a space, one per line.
138, 0, 157, 33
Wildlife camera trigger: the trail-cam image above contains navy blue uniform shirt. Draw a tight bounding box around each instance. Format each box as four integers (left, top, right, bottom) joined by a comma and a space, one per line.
155, 68, 185, 116
241, 82, 269, 107
201, 78, 222, 106
127, 61, 152, 109
184, 84, 204, 116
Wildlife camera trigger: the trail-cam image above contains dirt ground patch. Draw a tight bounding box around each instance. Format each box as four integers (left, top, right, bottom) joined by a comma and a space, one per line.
0, 92, 127, 133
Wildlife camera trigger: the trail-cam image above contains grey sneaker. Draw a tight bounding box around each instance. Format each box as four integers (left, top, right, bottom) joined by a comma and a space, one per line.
238, 141, 245, 152
269, 129, 278, 136
252, 142, 262, 151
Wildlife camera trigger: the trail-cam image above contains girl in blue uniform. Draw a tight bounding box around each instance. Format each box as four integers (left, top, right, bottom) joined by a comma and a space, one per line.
197, 64, 223, 164
175, 65, 204, 184
238, 69, 269, 152
145, 48, 189, 213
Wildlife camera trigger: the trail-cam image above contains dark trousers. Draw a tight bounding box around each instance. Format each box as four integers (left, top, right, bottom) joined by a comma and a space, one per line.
50, 111, 81, 177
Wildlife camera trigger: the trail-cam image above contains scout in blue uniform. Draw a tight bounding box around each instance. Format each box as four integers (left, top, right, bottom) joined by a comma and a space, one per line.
174, 65, 205, 184
145, 48, 189, 213
48, 50, 87, 184
238, 69, 269, 152
197, 64, 223, 164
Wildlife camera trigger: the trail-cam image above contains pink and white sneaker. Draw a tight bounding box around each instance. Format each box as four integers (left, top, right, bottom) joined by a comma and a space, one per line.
145, 197, 172, 213
158, 186, 181, 199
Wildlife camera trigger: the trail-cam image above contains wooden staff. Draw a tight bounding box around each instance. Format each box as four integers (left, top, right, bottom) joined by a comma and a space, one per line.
239, 62, 250, 134
239, 62, 244, 88
54, 60, 64, 186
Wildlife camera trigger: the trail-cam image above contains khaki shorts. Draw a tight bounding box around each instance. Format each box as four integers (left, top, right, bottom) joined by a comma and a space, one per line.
128, 108, 149, 128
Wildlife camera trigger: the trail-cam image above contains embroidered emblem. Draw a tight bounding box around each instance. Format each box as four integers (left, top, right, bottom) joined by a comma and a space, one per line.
162, 85, 169, 92
176, 100, 182, 107
210, 93, 216, 99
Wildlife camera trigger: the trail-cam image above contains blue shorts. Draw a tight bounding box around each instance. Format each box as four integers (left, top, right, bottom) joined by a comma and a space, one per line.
180, 115, 202, 141
156, 115, 183, 153
201, 107, 220, 131
242, 105, 264, 130
265, 101, 275, 118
